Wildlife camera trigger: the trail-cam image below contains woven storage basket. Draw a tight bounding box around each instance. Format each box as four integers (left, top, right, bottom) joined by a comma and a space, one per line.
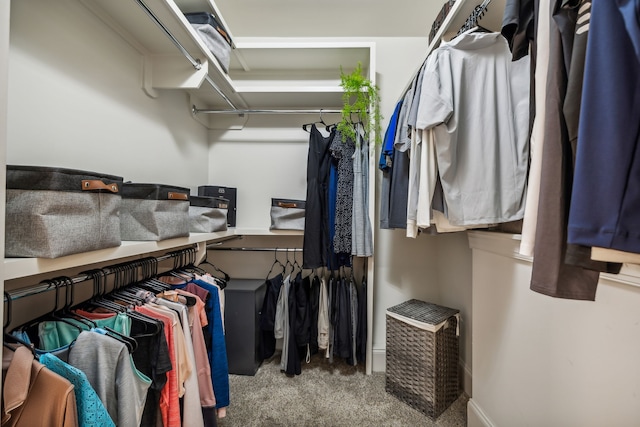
385, 299, 460, 419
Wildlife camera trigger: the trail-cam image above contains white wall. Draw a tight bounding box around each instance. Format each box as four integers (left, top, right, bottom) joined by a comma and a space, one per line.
1, 1, 10, 379
7, 0, 209, 192
205, 37, 478, 382
468, 231, 640, 427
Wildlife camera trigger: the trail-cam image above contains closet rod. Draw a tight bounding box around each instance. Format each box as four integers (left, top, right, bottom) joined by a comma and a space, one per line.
135, 0, 237, 110
3, 249, 194, 303
207, 246, 303, 252
192, 107, 348, 115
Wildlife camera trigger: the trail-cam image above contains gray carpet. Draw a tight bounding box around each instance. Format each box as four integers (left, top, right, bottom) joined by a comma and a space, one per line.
218, 353, 468, 427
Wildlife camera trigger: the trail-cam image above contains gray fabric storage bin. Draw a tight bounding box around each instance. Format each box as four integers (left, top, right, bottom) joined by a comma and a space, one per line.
185, 12, 232, 73
120, 183, 190, 241
5, 165, 123, 258
269, 198, 305, 231
189, 195, 228, 233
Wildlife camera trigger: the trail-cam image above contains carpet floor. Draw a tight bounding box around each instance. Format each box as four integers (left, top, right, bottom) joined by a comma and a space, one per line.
218, 353, 468, 427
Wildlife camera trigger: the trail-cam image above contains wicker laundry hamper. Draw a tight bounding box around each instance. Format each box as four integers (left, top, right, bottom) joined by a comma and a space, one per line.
385, 299, 460, 419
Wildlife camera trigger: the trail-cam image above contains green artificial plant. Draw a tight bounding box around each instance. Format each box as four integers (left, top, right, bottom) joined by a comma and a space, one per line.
338, 62, 382, 146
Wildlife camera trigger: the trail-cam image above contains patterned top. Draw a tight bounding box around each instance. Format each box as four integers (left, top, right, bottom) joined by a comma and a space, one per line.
330, 130, 356, 254
40, 352, 115, 427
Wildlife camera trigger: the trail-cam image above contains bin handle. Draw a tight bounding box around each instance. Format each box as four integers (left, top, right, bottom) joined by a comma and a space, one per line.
81, 180, 119, 193
168, 192, 189, 200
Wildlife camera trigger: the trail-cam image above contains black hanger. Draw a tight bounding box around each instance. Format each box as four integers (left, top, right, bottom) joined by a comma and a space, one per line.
198, 255, 231, 283
302, 109, 330, 133
265, 247, 286, 280
3, 291, 37, 356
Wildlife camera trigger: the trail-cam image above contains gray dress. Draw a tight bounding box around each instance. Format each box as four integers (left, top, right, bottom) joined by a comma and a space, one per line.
351, 125, 373, 257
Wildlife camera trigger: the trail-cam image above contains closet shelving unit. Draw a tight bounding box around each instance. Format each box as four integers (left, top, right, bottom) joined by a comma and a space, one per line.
80, 0, 375, 129
2, 0, 376, 372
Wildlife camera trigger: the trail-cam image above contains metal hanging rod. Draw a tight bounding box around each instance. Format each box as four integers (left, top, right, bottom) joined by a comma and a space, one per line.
208, 246, 303, 252
192, 107, 346, 115
135, 0, 237, 110
4, 247, 197, 303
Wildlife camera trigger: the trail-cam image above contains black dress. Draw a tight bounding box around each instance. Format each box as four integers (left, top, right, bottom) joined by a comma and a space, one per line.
303, 125, 335, 269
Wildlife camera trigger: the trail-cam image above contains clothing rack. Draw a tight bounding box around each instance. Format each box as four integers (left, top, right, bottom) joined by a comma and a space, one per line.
192, 107, 348, 115
207, 246, 304, 252
134, 0, 237, 110
3, 246, 198, 304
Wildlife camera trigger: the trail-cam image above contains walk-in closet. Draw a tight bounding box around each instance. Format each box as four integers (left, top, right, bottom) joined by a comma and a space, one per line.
2, 0, 640, 426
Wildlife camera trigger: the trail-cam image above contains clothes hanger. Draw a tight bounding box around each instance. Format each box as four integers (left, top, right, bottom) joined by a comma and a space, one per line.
75, 270, 156, 335
265, 247, 286, 280
3, 291, 37, 356
302, 109, 329, 133
197, 253, 231, 282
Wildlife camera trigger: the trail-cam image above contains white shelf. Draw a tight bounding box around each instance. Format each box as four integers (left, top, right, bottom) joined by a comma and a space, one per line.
78, 0, 373, 112
3, 231, 235, 281
3, 228, 305, 281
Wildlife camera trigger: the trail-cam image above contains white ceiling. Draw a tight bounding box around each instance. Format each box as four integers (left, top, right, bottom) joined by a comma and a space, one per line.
213, 0, 443, 38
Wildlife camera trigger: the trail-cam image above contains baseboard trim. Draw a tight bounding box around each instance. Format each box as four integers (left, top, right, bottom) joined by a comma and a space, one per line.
371, 349, 472, 397
467, 399, 495, 427
372, 348, 386, 372
461, 362, 472, 397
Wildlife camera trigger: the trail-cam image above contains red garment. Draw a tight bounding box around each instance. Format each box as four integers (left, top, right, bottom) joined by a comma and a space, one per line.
135, 306, 181, 427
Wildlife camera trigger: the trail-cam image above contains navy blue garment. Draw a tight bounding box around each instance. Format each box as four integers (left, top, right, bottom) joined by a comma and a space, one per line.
379, 100, 403, 171
192, 279, 230, 408
568, 0, 640, 254
259, 273, 283, 360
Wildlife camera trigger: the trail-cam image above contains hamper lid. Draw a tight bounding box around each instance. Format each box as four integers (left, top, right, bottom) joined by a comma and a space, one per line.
387, 299, 459, 333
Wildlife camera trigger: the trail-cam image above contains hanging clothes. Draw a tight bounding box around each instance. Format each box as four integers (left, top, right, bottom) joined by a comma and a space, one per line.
332, 275, 352, 363
356, 277, 367, 365
348, 274, 358, 366
274, 274, 292, 371
39, 352, 115, 427
307, 274, 321, 356
259, 273, 283, 360
135, 304, 181, 427
68, 331, 151, 427
568, 0, 640, 256
386, 88, 413, 230
416, 30, 530, 227
530, 0, 618, 300
379, 100, 403, 230
406, 62, 427, 238
2, 346, 79, 427
36, 312, 130, 351
190, 277, 230, 413
78, 309, 169, 427
352, 125, 373, 256
331, 130, 356, 255
155, 298, 204, 427
293, 272, 312, 364
519, 0, 552, 257
285, 272, 302, 376
317, 275, 330, 355
303, 124, 335, 269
